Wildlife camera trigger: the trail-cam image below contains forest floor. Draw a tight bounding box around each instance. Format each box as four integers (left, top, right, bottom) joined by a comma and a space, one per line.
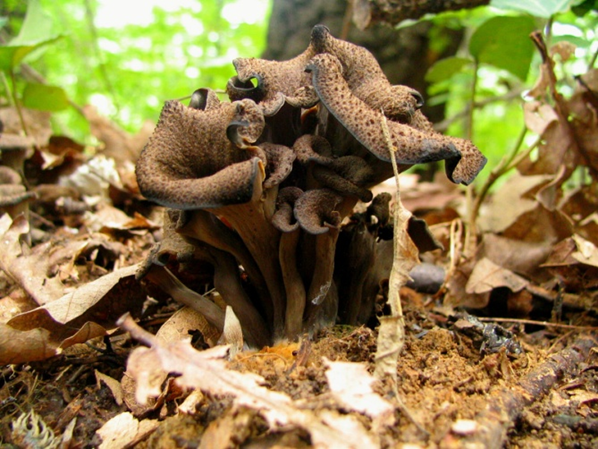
1, 71, 598, 447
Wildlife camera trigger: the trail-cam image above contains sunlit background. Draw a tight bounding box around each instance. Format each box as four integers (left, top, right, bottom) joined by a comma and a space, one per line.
3, 0, 272, 140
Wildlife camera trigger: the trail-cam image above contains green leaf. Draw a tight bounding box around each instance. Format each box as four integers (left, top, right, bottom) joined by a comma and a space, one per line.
490, 0, 574, 18
0, 17, 8, 30
9, 0, 56, 46
0, 0, 60, 72
425, 56, 473, 83
22, 82, 70, 112
553, 34, 591, 47
469, 16, 536, 80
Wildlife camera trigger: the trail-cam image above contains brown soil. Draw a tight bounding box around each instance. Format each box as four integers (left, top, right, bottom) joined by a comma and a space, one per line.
2, 297, 596, 448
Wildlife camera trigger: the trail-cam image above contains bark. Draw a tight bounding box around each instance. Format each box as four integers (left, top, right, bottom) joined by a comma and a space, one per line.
356, 0, 491, 28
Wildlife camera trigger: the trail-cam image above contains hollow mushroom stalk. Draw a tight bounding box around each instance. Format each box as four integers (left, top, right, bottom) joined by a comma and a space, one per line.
271, 186, 306, 339
293, 188, 343, 329
140, 210, 271, 347
172, 209, 273, 322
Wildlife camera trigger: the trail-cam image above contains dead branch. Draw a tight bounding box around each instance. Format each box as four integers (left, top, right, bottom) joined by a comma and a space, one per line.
442, 336, 597, 448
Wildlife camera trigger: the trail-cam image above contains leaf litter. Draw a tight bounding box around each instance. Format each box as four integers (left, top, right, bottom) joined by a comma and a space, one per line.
1, 30, 598, 449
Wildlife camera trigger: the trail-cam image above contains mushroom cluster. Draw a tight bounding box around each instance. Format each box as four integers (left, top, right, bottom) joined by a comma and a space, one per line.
136, 25, 486, 346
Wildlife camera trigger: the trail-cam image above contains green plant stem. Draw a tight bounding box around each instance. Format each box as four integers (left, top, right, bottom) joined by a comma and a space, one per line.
83, 0, 118, 112
470, 126, 534, 224
465, 59, 479, 141
0, 71, 14, 106
9, 70, 30, 137
589, 45, 598, 70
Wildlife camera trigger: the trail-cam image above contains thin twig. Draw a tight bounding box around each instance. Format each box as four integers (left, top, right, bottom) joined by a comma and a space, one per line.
117, 312, 159, 348
9, 70, 30, 137
465, 60, 479, 141
442, 336, 596, 448
340, 0, 354, 41
589, 45, 598, 70
478, 317, 598, 331
435, 89, 524, 132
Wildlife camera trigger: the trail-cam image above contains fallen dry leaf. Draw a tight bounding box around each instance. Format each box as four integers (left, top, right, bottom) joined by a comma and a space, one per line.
96, 370, 125, 406
324, 358, 394, 424
478, 172, 552, 234
572, 234, 598, 268
156, 306, 219, 346
96, 412, 159, 449
0, 214, 65, 305
466, 258, 528, 295
10, 263, 141, 325
523, 101, 558, 136
0, 264, 144, 364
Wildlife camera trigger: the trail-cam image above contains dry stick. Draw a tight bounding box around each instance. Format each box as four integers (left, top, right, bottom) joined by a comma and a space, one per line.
340, 0, 354, 41
478, 317, 598, 331
462, 59, 479, 257
375, 113, 428, 437
374, 114, 407, 379
442, 336, 596, 448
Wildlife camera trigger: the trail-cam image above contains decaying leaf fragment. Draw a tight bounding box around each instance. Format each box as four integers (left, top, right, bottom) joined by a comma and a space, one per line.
0, 214, 65, 306
96, 412, 159, 449
119, 314, 387, 448
324, 358, 394, 426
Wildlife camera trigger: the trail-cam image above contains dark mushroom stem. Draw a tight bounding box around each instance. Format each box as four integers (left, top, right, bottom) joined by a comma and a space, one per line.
144, 264, 225, 332
272, 187, 307, 339
294, 189, 343, 329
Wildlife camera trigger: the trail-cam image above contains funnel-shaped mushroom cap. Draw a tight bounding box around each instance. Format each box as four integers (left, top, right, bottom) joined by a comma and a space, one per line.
260, 142, 296, 189
136, 94, 268, 209
226, 43, 318, 115
293, 135, 374, 202
272, 186, 303, 232
310, 24, 423, 123
294, 188, 343, 235
305, 53, 486, 185
189, 88, 221, 111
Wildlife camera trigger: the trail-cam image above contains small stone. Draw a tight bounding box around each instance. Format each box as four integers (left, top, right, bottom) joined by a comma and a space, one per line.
451, 419, 479, 435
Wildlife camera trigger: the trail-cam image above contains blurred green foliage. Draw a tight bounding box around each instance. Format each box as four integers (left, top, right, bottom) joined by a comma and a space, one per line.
424, 0, 598, 182
1, 0, 596, 184
1, 0, 271, 141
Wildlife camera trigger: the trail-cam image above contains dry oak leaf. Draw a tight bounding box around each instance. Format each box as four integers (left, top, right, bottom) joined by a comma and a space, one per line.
572, 234, 598, 268
465, 257, 528, 295
0, 214, 65, 306
96, 412, 159, 449
124, 322, 385, 448
0, 264, 143, 364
